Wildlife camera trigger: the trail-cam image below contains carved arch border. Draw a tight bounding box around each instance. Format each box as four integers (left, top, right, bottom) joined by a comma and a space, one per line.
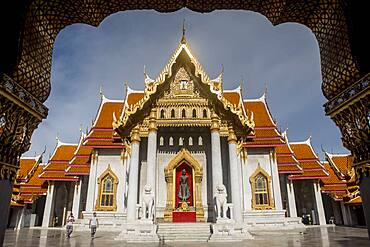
95, 164, 119, 211
249, 164, 275, 210
164, 148, 204, 222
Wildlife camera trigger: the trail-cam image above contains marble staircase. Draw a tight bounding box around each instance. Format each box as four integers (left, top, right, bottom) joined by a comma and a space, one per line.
157, 223, 212, 242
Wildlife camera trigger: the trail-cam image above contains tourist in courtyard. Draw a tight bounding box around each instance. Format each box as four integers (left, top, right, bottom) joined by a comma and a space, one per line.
89, 212, 99, 238
65, 212, 75, 238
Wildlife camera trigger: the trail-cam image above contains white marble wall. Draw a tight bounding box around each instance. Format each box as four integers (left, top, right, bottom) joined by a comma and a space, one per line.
239, 147, 284, 218
85, 149, 125, 214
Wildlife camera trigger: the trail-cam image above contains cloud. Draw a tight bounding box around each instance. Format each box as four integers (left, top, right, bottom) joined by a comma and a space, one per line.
25, 9, 349, 160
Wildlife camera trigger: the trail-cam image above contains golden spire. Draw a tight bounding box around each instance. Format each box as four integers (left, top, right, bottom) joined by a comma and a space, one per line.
181, 19, 187, 44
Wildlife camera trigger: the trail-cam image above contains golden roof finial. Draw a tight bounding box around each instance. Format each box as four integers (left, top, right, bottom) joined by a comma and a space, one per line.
181, 19, 187, 44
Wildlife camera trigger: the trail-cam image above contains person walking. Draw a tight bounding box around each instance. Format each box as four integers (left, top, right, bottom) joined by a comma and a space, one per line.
89, 212, 99, 238
65, 212, 75, 238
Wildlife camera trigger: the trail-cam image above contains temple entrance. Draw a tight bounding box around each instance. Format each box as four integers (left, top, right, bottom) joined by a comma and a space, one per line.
164, 148, 204, 222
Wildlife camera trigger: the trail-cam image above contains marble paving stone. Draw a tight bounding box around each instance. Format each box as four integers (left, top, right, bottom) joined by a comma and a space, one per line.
3, 226, 370, 246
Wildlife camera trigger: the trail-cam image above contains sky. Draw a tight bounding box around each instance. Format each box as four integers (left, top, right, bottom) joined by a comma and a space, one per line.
25, 9, 349, 160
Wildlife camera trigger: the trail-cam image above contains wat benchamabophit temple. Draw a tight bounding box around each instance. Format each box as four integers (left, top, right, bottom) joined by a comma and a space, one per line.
7, 34, 365, 242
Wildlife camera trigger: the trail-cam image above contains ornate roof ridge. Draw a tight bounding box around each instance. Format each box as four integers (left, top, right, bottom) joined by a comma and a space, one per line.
115, 35, 254, 132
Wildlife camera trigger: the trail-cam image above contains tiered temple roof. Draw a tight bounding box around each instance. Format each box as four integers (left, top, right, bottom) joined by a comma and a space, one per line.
11, 155, 47, 206
66, 132, 92, 176
288, 138, 329, 180
275, 131, 303, 174
242, 93, 284, 147
84, 95, 125, 148
39, 140, 78, 181
321, 152, 361, 205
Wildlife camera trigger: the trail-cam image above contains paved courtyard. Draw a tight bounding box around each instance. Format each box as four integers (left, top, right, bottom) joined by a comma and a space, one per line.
4, 226, 369, 247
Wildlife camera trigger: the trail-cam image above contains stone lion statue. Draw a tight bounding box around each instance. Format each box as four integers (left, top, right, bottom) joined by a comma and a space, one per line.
215, 184, 228, 219
141, 185, 154, 220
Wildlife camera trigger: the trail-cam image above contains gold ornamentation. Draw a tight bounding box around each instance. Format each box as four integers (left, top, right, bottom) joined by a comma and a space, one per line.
210, 111, 220, 131
227, 126, 237, 144
148, 109, 157, 132
95, 164, 119, 211
130, 127, 141, 143
249, 165, 275, 210
164, 148, 204, 222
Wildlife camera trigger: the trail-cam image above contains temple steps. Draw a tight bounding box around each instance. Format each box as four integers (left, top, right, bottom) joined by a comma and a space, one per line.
157, 223, 212, 242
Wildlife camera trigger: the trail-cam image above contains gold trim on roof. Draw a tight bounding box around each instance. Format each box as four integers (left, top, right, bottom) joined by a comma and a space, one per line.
114, 39, 254, 133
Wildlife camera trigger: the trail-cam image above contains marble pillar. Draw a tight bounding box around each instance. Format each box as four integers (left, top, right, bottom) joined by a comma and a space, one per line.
146, 109, 157, 190
210, 112, 223, 193
313, 180, 326, 225
340, 201, 349, 225
270, 150, 283, 210
127, 127, 141, 222
86, 150, 98, 212
227, 127, 242, 222
42, 182, 55, 227
71, 180, 82, 218
286, 179, 297, 217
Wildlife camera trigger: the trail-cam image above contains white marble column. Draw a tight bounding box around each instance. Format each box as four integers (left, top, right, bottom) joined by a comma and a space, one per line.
313, 180, 326, 225
241, 149, 252, 211
127, 127, 141, 222
146, 109, 157, 190
286, 179, 297, 217
210, 112, 223, 193
227, 127, 243, 222
340, 202, 350, 226
119, 149, 128, 213
71, 180, 82, 218
270, 150, 283, 210
42, 182, 55, 227
86, 150, 98, 212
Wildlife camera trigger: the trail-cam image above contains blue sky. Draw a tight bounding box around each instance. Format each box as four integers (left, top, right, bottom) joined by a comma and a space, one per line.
25, 9, 348, 159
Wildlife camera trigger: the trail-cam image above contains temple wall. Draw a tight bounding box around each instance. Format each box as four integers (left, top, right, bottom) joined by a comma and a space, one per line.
244, 148, 275, 209
89, 149, 125, 213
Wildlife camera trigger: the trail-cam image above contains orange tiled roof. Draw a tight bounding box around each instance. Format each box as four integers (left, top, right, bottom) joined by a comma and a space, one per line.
320, 162, 347, 193
224, 91, 241, 106
289, 139, 329, 180
276, 137, 303, 174
243, 95, 276, 128
50, 144, 77, 161
66, 165, 90, 175
12, 157, 47, 206
39, 142, 78, 181
325, 152, 354, 179
242, 95, 284, 148
127, 92, 144, 105
17, 158, 38, 180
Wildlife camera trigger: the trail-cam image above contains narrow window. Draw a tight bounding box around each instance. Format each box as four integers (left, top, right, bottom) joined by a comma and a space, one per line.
192, 109, 197, 118
160, 109, 165, 119
198, 136, 203, 146
171, 109, 175, 118
203, 109, 207, 118
249, 167, 273, 210
101, 175, 114, 207
159, 136, 164, 146
169, 137, 174, 146
189, 137, 193, 146
179, 137, 183, 146
97, 166, 118, 211
182, 109, 186, 118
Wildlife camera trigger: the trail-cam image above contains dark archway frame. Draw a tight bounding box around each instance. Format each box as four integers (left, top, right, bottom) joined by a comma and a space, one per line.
0, 0, 369, 239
